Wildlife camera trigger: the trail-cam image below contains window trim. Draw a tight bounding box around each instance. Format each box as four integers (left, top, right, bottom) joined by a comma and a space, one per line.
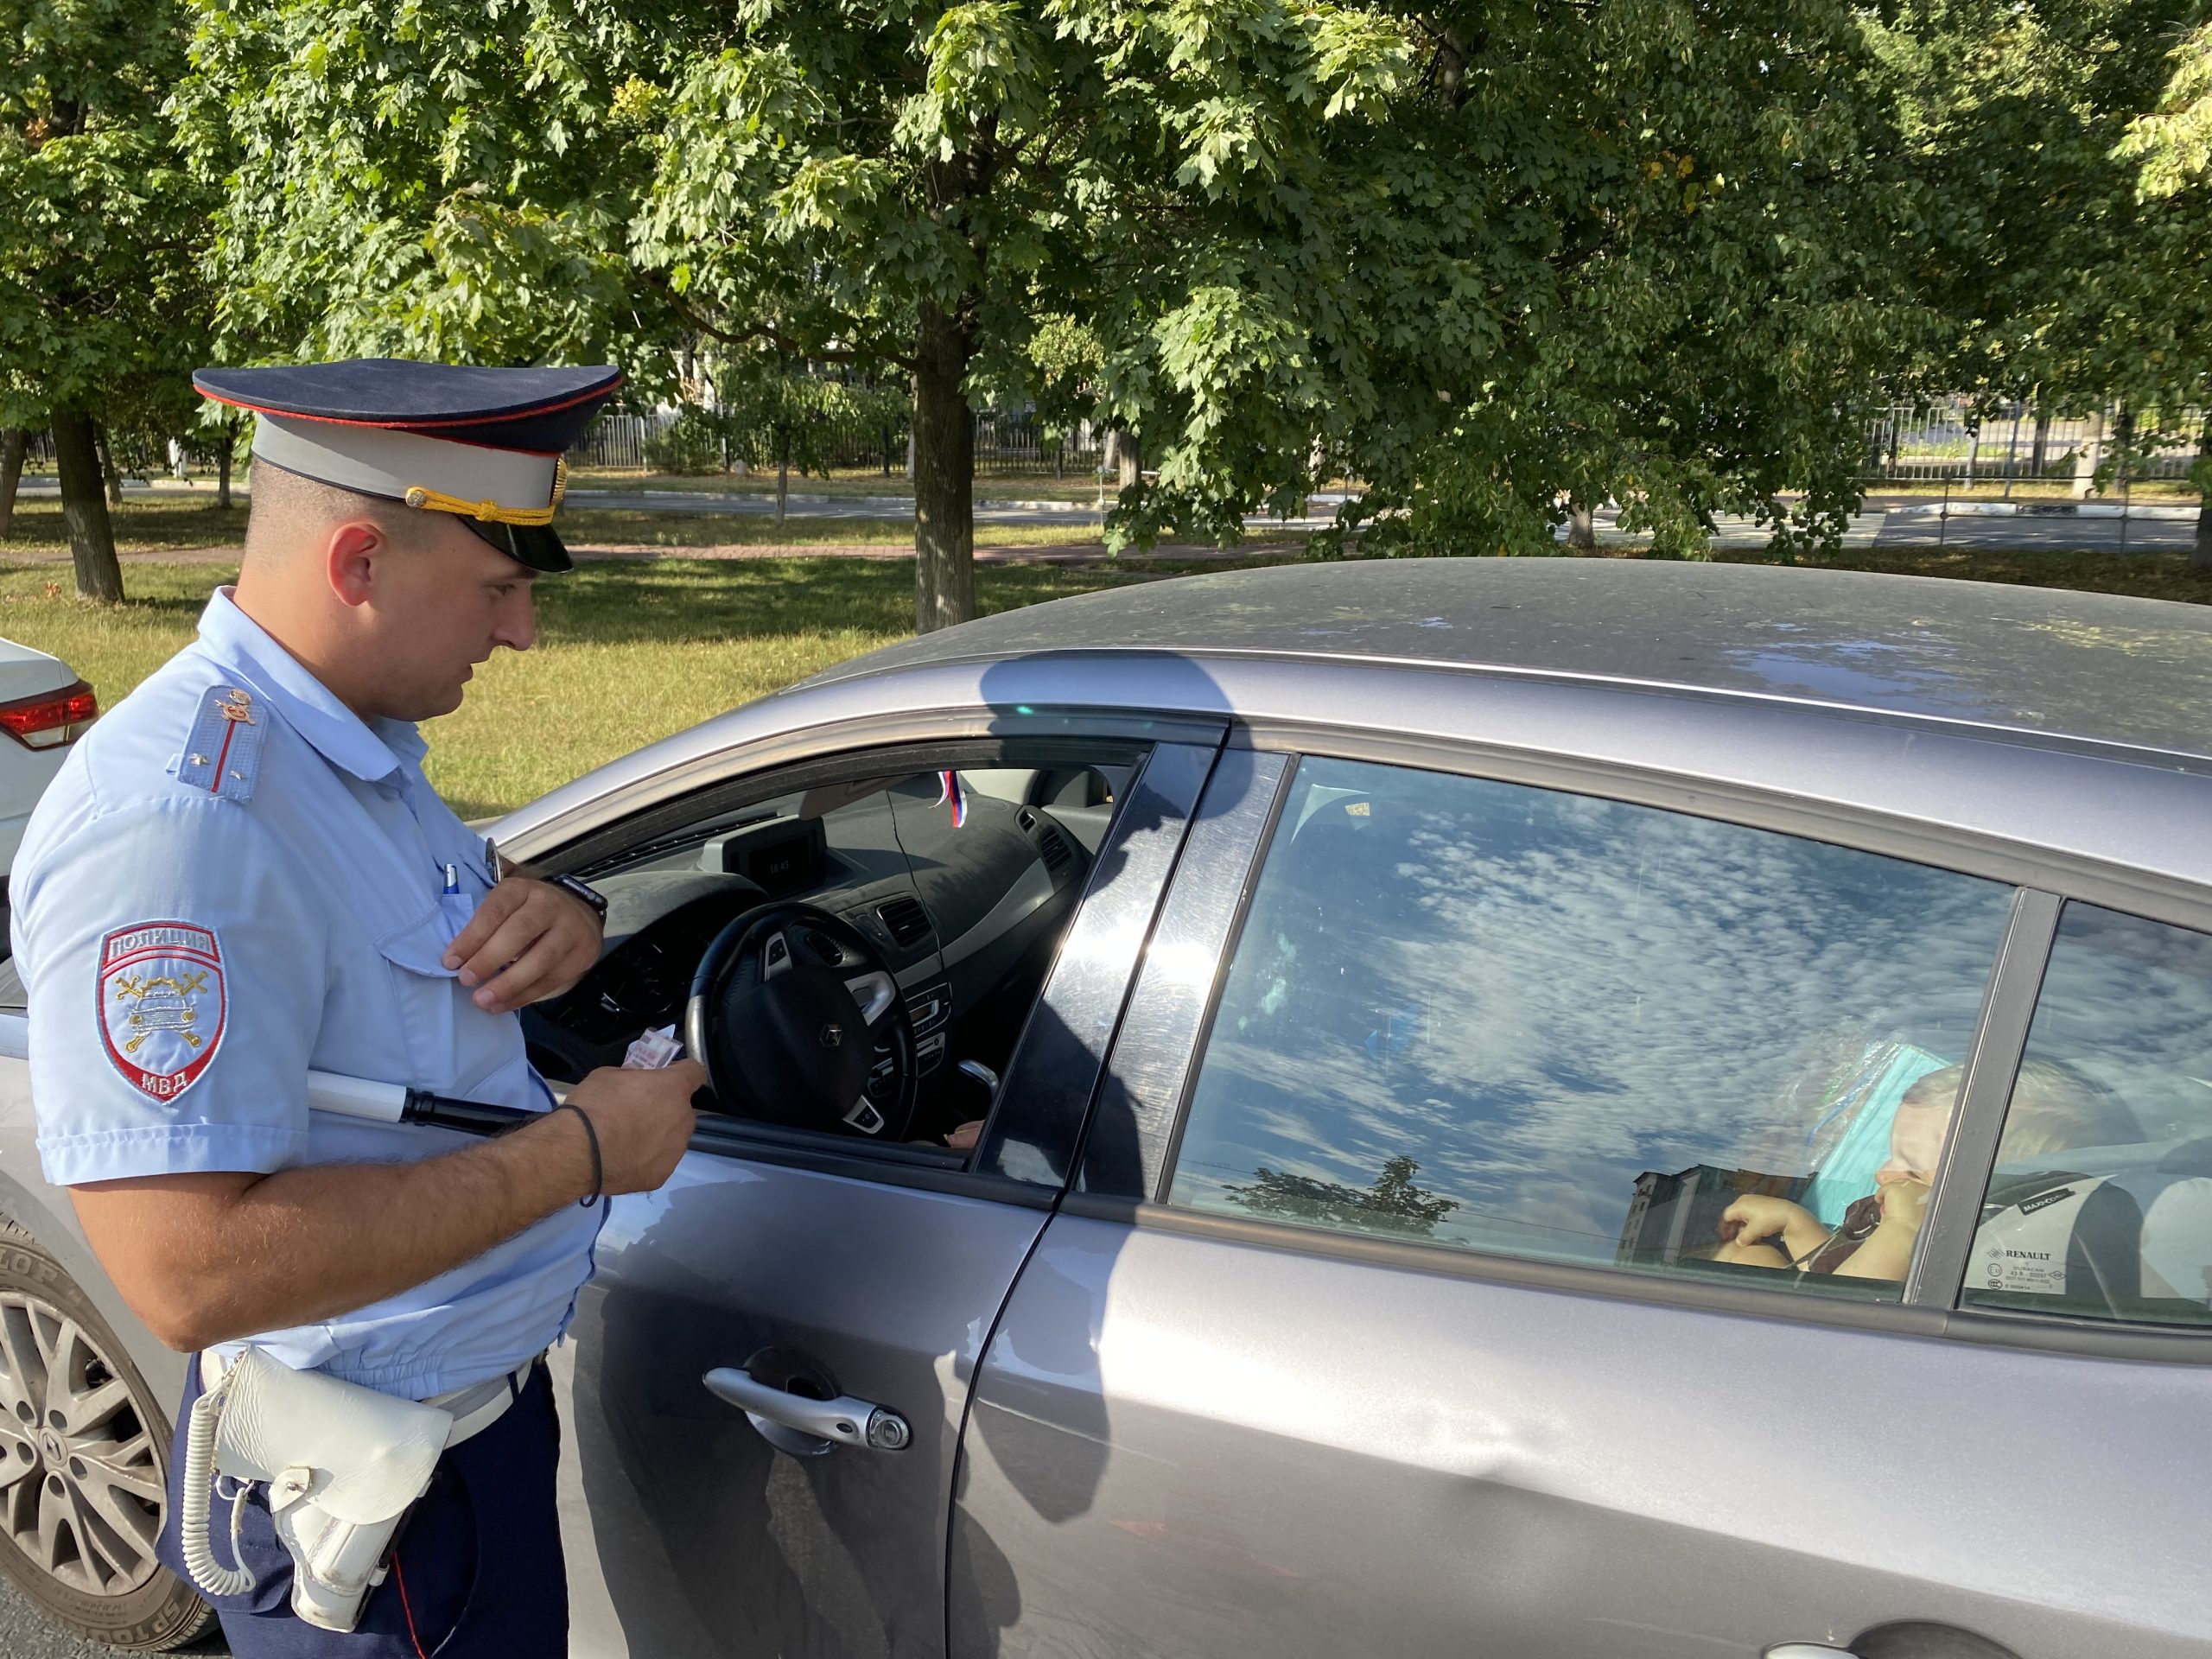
1905, 888, 2060, 1307
524, 725, 1224, 1199
1081, 730, 2212, 1363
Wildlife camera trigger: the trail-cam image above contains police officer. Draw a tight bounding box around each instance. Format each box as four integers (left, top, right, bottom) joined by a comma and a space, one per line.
9, 360, 704, 1655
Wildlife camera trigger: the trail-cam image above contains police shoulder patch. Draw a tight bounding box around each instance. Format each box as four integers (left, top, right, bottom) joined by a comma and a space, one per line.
175, 684, 264, 802
98, 923, 226, 1103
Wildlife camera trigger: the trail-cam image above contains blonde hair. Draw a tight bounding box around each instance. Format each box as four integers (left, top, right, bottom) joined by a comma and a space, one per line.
1999, 1057, 2139, 1159
1898, 1058, 2138, 1162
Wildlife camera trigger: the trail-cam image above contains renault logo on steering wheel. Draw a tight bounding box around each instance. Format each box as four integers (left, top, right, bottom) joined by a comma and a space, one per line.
818, 1023, 843, 1048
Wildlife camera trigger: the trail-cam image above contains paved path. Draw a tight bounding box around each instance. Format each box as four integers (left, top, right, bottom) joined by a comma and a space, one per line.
12, 479, 2201, 555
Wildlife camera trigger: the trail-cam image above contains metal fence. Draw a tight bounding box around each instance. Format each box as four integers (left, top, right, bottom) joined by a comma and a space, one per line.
574, 406, 1109, 479
1863, 399, 2207, 486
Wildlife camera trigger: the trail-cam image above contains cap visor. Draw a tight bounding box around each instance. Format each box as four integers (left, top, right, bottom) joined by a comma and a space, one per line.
460, 516, 573, 574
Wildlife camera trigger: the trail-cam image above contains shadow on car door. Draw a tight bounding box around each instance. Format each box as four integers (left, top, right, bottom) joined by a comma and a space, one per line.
548, 739, 1223, 1659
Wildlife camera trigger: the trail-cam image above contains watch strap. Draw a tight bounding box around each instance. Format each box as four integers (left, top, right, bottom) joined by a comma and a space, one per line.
547, 872, 608, 921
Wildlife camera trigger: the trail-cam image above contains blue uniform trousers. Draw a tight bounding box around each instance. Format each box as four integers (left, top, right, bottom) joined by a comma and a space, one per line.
157, 1359, 569, 1656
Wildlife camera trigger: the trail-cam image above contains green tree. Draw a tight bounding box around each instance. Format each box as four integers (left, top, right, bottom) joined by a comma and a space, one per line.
2120, 16, 2212, 567
1874, 1, 2212, 564
1, 0, 214, 599
1095, 1, 1932, 559
184, 0, 1408, 629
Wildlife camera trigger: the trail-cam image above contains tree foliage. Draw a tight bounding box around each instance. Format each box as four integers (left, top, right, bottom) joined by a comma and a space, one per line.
184, 0, 1410, 625
1107, 1, 1936, 559
175, 0, 2212, 582
2, 0, 216, 595
1875, 2, 2212, 427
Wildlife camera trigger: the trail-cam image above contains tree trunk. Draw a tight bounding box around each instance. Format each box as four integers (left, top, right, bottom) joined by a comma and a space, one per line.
2070, 408, 2105, 500
52, 408, 124, 601
1567, 503, 1596, 549
1105, 427, 1141, 488
95, 426, 124, 507
2194, 505, 2212, 570
0, 429, 24, 539
775, 428, 790, 533
216, 418, 235, 512
912, 297, 977, 633
2029, 412, 2051, 475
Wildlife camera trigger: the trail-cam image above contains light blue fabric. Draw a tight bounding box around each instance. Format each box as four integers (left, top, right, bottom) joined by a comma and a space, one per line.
11, 588, 601, 1398
1800, 1042, 1953, 1225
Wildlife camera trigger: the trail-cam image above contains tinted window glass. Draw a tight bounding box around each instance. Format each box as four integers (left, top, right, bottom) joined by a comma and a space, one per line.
1166, 758, 2015, 1297
1967, 905, 2212, 1329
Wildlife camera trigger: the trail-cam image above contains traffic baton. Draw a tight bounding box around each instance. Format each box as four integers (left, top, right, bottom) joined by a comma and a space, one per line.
307, 1070, 537, 1135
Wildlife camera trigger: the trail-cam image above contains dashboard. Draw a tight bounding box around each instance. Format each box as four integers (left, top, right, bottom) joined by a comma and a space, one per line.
520, 772, 1102, 1134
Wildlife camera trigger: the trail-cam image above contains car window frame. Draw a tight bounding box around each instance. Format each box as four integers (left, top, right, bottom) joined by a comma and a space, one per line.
520, 720, 1226, 1205
1067, 722, 2212, 1365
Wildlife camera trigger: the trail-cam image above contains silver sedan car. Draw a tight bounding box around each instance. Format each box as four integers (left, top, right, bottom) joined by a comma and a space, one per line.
1, 559, 2209, 1658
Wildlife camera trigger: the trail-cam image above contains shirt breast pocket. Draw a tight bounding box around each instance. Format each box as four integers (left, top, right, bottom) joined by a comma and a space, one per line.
377, 906, 467, 1089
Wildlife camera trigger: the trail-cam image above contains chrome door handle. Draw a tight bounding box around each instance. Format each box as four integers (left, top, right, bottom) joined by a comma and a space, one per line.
702, 1366, 912, 1455
1765, 1646, 1858, 1658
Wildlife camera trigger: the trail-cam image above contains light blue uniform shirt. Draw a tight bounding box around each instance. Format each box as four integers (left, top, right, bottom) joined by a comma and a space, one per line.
11, 588, 600, 1399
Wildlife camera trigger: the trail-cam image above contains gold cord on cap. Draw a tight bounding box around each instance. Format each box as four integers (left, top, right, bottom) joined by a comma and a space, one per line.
401, 456, 566, 526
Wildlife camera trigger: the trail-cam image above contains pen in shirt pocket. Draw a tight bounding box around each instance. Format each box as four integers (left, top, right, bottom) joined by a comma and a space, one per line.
442, 863, 461, 896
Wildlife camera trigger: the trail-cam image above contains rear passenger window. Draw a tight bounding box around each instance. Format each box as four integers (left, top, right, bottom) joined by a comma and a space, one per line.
1166, 757, 2017, 1299
1967, 905, 2212, 1329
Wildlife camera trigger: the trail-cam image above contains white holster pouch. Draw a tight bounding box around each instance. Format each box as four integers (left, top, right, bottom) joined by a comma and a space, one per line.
181, 1347, 452, 1632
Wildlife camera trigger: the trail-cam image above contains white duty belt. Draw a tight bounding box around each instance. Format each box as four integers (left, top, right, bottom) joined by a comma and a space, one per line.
198, 1350, 539, 1449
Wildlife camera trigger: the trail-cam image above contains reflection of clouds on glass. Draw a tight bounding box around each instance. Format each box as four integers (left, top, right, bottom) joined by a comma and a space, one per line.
2020, 907, 2212, 1146
1173, 758, 2015, 1267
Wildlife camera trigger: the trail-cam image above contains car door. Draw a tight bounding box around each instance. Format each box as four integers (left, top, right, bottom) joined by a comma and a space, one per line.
538, 733, 1223, 1659
951, 741, 2212, 1659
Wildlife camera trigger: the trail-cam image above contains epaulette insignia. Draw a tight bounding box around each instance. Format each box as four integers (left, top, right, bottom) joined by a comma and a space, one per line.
175, 684, 265, 802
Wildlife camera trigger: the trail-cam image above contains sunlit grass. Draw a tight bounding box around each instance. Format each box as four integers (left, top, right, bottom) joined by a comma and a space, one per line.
2, 540, 2202, 817
0, 556, 1208, 817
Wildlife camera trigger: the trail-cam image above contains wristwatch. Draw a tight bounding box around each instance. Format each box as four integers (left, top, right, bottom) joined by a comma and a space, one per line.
545, 872, 609, 924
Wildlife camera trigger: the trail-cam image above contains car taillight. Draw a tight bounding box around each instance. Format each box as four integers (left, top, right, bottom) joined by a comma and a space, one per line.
0, 681, 99, 750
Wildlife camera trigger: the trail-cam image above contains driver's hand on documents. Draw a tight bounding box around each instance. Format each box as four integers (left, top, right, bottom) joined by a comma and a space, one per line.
564, 1062, 704, 1193
445, 876, 603, 1013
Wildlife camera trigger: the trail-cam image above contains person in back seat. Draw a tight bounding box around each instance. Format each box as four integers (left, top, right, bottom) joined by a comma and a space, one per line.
1713, 1060, 2138, 1281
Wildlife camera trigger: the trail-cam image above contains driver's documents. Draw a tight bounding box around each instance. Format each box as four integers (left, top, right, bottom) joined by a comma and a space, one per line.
10, 588, 598, 1399
622, 1025, 683, 1070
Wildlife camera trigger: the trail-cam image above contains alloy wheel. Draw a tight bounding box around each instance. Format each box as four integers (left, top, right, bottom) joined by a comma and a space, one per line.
0, 1290, 164, 1598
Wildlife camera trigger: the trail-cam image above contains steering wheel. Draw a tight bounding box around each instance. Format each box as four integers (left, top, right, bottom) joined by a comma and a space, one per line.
684, 902, 918, 1140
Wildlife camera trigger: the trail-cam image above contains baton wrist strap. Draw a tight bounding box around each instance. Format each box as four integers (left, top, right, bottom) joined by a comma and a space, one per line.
553, 1103, 602, 1207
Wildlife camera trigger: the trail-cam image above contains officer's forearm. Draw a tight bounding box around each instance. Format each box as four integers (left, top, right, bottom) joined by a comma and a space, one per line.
68, 1113, 595, 1353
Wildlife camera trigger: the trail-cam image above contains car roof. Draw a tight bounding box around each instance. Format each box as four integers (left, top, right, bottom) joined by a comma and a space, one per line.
807, 559, 2212, 763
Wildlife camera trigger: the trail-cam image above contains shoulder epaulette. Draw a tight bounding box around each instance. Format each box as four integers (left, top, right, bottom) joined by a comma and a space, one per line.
174, 684, 265, 802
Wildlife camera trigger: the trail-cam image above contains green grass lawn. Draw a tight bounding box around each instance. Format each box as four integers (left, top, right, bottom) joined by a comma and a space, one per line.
0, 496, 1111, 559
3, 538, 2204, 818
0, 556, 1210, 817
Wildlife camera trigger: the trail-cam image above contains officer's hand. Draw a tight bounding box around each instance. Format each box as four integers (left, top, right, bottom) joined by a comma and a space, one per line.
444, 876, 603, 1013
562, 1062, 703, 1195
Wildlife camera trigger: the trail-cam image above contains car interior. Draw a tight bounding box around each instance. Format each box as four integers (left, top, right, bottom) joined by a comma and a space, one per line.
525, 742, 1145, 1158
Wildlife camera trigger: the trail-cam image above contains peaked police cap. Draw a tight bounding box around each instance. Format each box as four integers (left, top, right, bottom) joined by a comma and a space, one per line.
192, 359, 625, 573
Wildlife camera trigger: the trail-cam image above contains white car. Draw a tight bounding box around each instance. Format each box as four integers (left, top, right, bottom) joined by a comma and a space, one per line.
0, 637, 98, 887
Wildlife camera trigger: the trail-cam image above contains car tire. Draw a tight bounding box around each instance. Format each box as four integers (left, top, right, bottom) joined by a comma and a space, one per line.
0, 1222, 213, 1651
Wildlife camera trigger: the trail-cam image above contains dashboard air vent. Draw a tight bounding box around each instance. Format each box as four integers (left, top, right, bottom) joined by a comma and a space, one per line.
1038, 827, 1073, 874
877, 896, 933, 947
